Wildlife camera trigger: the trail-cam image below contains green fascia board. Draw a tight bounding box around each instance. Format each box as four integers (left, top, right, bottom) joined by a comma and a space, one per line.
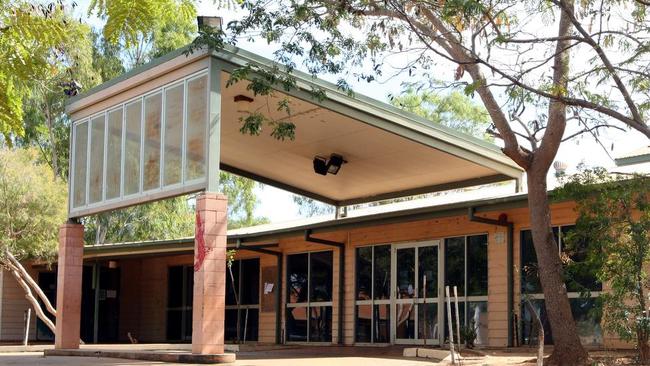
84, 190, 547, 258
615, 153, 650, 167
66, 43, 522, 178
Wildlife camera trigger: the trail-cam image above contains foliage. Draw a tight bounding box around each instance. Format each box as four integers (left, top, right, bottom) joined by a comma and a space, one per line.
0, 1, 84, 142
91, 30, 125, 82
0, 148, 67, 263
293, 195, 334, 217
558, 168, 650, 361
221, 172, 270, 229
460, 320, 478, 349
390, 89, 492, 141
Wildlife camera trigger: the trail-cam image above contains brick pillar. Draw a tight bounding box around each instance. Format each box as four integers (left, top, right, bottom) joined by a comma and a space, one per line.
192, 193, 227, 354
55, 221, 84, 349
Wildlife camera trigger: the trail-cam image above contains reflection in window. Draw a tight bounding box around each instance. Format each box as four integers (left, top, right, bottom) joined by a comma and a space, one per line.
89, 115, 105, 203
185, 75, 207, 181
520, 226, 602, 345
225, 258, 260, 342
143, 93, 162, 191
106, 109, 123, 200
444, 237, 465, 294
355, 245, 391, 343
286, 251, 333, 342
163, 84, 183, 186
72, 121, 88, 208
124, 101, 142, 195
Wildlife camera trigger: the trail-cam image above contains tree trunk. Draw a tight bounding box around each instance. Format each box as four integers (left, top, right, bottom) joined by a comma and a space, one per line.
6, 252, 57, 317
639, 330, 650, 365
527, 171, 589, 365
8, 268, 56, 334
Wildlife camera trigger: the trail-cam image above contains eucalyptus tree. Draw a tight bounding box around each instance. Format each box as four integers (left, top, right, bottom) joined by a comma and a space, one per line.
90, 0, 650, 363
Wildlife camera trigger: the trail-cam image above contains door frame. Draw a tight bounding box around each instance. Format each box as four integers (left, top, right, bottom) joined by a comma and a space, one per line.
390, 240, 443, 345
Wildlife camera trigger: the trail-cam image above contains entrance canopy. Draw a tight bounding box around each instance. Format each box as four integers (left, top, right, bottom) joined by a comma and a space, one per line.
65, 45, 523, 218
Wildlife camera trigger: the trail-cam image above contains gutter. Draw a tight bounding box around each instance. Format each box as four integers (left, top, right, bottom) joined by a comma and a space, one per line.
304, 230, 345, 345
235, 240, 283, 345
467, 207, 515, 347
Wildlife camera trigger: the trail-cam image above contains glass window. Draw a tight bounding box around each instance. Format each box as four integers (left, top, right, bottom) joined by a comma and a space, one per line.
124, 101, 141, 195
309, 306, 332, 342
143, 92, 162, 191
373, 304, 390, 343
468, 301, 488, 346
445, 237, 465, 294
561, 226, 602, 292
226, 260, 240, 306
185, 75, 207, 181
286, 307, 308, 342
373, 245, 391, 300
355, 305, 372, 342
467, 235, 488, 296
520, 230, 541, 293
396, 248, 415, 299
287, 253, 308, 304
225, 258, 260, 342
72, 121, 88, 208
355, 247, 372, 301
310, 251, 333, 302
105, 109, 123, 200
419, 245, 438, 298
166, 265, 193, 341
163, 84, 183, 186
240, 258, 260, 305
89, 115, 105, 203
418, 303, 438, 340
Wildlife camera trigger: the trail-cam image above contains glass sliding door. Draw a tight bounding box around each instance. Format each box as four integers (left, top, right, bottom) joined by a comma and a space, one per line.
286, 251, 333, 343
391, 241, 442, 345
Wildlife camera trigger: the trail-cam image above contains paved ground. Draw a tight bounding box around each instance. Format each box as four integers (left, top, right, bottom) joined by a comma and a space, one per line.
0, 345, 546, 365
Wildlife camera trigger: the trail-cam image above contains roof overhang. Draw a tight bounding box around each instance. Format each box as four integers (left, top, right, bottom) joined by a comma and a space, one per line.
66, 45, 523, 217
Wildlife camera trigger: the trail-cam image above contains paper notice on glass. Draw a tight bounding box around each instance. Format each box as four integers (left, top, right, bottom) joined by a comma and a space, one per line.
264, 282, 274, 294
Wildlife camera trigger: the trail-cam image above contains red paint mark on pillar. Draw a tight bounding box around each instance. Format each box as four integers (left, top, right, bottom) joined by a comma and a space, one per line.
194, 210, 212, 272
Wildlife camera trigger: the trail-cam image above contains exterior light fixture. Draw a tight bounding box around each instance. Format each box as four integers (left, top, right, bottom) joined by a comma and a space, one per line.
234, 94, 254, 113
313, 153, 347, 176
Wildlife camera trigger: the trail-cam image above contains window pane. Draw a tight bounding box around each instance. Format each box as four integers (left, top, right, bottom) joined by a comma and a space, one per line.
73, 122, 88, 208
106, 109, 123, 200
240, 258, 260, 305
225, 308, 238, 341
571, 297, 602, 346
241, 308, 259, 342
163, 84, 183, 186
310, 251, 333, 302
418, 303, 438, 340
373, 245, 391, 300
144, 92, 162, 190
166, 310, 182, 341
185, 75, 207, 181
468, 301, 488, 346
520, 230, 542, 294
419, 245, 438, 298
444, 301, 465, 342
124, 101, 141, 195
226, 260, 240, 306
355, 305, 371, 342
395, 303, 415, 339
467, 235, 488, 296
561, 226, 602, 292
445, 237, 465, 294
373, 304, 390, 343
286, 307, 308, 341
356, 247, 372, 300
521, 299, 552, 345
167, 266, 184, 308
287, 253, 308, 303
309, 306, 332, 342
396, 248, 415, 299
89, 115, 105, 203
184, 266, 193, 308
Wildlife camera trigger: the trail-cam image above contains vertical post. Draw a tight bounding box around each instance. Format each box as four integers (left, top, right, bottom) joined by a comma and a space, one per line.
453, 286, 461, 350
55, 221, 84, 349
23, 309, 31, 346
192, 193, 228, 355
445, 286, 456, 365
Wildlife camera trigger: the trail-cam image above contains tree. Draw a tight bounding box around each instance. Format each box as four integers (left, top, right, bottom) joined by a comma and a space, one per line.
0, 1, 84, 143
559, 169, 650, 363
0, 148, 67, 334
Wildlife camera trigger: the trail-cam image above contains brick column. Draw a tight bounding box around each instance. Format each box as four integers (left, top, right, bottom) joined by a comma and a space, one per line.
192, 193, 228, 355
55, 221, 84, 349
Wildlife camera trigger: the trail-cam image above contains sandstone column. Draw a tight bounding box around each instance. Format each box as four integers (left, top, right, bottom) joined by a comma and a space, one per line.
54, 221, 84, 349
192, 193, 228, 354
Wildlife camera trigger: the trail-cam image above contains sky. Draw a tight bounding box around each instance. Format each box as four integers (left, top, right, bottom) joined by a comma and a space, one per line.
75, 0, 650, 223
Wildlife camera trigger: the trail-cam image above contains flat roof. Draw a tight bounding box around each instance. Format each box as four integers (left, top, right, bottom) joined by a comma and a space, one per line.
66, 44, 523, 217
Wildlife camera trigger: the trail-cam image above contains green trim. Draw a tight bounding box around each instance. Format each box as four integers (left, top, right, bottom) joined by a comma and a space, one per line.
83, 191, 542, 258
615, 153, 650, 167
